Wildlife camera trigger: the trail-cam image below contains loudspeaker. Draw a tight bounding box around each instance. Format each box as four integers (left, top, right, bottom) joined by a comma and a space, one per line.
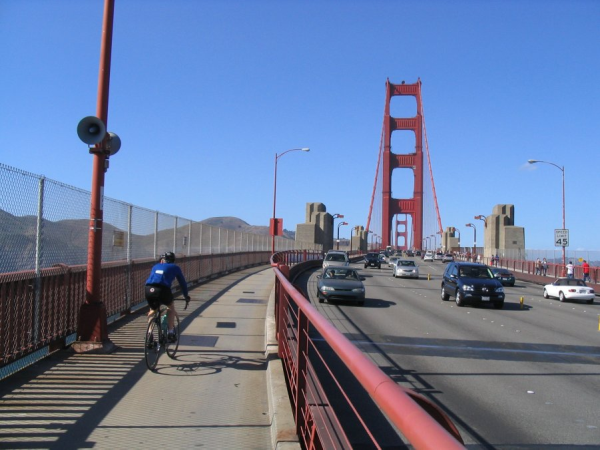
106, 132, 121, 156
77, 116, 106, 145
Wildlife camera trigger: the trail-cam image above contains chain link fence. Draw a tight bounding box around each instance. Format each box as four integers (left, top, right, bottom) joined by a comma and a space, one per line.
0, 163, 320, 276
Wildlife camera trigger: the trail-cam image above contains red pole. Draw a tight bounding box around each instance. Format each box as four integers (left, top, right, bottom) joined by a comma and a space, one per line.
73, 0, 116, 353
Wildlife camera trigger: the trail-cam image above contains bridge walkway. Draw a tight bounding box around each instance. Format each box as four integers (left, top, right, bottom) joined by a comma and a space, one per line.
0, 265, 298, 449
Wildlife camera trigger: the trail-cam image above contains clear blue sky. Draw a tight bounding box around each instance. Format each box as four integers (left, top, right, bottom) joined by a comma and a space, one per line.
1, 0, 598, 250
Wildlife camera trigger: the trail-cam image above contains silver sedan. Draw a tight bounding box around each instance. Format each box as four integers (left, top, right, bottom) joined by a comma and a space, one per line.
393, 259, 419, 279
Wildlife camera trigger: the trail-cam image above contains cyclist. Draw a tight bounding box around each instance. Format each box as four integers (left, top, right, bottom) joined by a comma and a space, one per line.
144, 252, 191, 342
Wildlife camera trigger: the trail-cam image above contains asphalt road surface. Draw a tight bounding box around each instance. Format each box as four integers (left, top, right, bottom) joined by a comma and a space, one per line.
301, 258, 600, 449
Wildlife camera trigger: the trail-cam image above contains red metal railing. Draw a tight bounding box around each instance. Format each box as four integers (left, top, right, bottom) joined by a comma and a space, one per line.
271, 254, 465, 449
0, 252, 270, 372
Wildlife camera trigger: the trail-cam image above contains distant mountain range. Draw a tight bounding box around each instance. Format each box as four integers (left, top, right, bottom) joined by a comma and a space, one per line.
199, 216, 296, 239
0, 211, 294, 273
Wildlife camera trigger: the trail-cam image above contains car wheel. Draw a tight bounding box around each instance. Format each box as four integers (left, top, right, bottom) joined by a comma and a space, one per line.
318, 295, 324, 303
455, 290, 465, 307
587, 299, 594, 304
493, 301, 504, 309
441, 285, 449, 301
392, 272, 396, 278
559, 291, 566, 302
358, 300, 365, 306
377, 265, 381, 269
364, 265, 368, 269
543, 288, 549, 299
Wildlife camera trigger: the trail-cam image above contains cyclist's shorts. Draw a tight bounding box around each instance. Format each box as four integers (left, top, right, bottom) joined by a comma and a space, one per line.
144, 284, 174, 310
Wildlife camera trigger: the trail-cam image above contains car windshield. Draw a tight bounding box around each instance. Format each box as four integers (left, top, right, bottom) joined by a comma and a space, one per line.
399, 261, 415, 266
326, 254, 346, 262
324, 269, 358, 280
459, 266, 493, 279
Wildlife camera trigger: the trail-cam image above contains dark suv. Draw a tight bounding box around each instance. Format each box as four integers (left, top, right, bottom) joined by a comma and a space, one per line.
441, 262, 505, 309
364, 252, 381, 269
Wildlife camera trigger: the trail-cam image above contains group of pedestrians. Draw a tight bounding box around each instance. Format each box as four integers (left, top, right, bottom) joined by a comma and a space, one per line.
535, 258, 548, 276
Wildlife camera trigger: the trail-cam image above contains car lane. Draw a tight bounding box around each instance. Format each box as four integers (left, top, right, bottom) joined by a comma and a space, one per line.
301, 258, 600, 448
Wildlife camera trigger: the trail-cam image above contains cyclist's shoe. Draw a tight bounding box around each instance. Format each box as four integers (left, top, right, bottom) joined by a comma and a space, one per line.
167, 330, 177, 343
146, 333, 155, 349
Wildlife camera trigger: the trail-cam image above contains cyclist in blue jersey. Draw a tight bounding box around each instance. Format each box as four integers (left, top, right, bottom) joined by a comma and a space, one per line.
145, 252, 191, 342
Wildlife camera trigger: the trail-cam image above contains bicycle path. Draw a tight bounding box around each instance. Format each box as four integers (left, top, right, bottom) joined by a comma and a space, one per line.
0, 265, 299, 449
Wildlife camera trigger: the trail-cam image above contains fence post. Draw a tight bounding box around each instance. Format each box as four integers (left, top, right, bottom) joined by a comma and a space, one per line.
33, 176, 45, 343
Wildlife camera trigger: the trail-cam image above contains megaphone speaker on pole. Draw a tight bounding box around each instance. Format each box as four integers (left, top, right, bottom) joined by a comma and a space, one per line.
106, 132, 121, 156
77, 116, 106, 145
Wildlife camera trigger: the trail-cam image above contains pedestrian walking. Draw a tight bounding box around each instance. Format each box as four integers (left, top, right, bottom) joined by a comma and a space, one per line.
535, 258, 542, 275
582, 260, 591, 282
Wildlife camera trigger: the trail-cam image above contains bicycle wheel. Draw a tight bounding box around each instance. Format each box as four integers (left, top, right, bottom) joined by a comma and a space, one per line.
166, 313, 180, 359
144, 318, 162, 370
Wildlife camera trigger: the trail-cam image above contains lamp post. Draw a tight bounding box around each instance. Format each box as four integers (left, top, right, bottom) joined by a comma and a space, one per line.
528, 159, 566, 271
455, 227, 461, 249
271, 147, 310, 254
425, 236, 430, 251
337, 221, 348, 250
367, 230, 373, 251
474, 215, 486, 256
466, 223, 476, 260
430, 234, 436, 251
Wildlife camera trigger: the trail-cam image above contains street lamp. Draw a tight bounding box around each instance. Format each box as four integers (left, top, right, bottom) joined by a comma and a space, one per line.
466, 223, 476, 260
337, 221, 348, 250
528, 159, 566, 271
425, 236, 430, 250
271, 147, 310, 253
430, 234, 436, 251
454, 227, 461, 248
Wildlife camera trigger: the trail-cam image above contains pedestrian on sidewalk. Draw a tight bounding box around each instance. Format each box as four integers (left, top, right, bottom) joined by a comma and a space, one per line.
566, 261, 575, 279
144, 252, 191, 342
535, 258, 542, 275
582, 260, 591, 282
542, 258, 548, 276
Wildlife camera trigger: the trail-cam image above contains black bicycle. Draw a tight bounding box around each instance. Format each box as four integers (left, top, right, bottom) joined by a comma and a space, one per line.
144, 297, 189, 371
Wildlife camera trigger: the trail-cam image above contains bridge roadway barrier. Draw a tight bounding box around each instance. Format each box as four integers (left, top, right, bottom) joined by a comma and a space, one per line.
0, 265, 300, 450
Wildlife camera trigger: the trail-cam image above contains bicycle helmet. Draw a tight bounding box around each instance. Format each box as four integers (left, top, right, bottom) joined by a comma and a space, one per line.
160, 252, 175, 263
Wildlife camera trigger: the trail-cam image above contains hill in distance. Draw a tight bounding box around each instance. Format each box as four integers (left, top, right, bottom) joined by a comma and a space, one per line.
200, 216, 296, 239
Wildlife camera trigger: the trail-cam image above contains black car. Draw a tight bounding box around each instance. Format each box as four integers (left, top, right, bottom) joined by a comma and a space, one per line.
364, 252, 381, 269
441, 262, 505, 309
491, 268, 516, 286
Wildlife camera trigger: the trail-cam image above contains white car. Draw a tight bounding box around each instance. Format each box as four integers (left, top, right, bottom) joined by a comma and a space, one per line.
322, 250, 350, 268
543, 278, 595, 304
423, 251, 434, 262
393, 259, 419, 278
434, 252, 444, 261
387, 256, 400, 268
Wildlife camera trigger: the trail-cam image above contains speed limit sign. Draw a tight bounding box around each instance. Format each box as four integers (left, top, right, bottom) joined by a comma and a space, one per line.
554, 229, 569, 247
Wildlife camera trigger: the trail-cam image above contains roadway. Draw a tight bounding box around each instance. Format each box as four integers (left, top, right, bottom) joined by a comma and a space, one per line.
300, 258, 600, 448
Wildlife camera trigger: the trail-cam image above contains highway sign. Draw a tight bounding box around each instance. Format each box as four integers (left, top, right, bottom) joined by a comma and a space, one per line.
554, 229, 569, 247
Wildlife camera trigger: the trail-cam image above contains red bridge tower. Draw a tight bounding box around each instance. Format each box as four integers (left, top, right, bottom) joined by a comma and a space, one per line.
382, 79, 423, 250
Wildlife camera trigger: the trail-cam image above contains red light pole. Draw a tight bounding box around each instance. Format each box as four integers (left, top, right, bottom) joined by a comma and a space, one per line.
73, 0, 117, 353
271, 148, 309, 254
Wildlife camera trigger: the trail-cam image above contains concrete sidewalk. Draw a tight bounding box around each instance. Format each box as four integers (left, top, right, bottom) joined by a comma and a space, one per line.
0, 265, 299, 449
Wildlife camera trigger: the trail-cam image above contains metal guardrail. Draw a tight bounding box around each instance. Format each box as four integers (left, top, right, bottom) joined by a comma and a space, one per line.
0, 251, 270, 379
271, 252, 465, 449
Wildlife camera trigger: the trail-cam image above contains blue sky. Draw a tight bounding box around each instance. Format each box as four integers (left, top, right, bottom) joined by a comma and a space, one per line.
1, 0, 598, 251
